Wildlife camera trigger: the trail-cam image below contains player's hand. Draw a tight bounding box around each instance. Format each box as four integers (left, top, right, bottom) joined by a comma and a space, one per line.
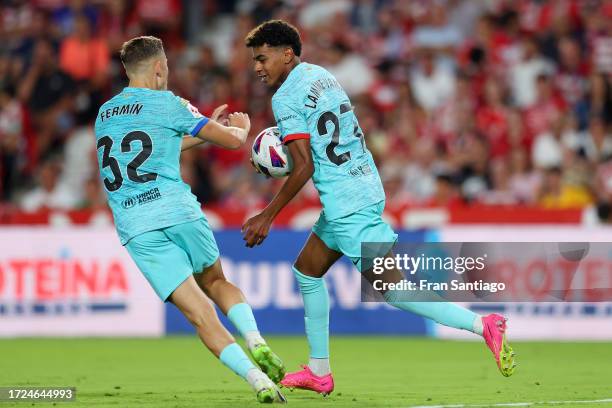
250, 157, 261, 174
211, 104, 228, 124
250, 158, 270, 178
241, 211, 273, 248
229, 112, 251, 133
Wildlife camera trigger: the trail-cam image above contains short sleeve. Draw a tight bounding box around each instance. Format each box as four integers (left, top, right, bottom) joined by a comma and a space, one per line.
272, 97, 310, 144
166, 93, 209, 136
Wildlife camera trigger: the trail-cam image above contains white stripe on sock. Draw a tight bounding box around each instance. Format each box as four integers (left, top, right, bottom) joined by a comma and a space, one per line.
472, 315, 483, 336
308, 358, 331, 376
245, 331, 265, 351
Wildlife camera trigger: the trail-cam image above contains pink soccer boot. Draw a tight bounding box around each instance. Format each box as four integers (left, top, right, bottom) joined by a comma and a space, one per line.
280, 365, 334, 396
482, 313, 516, 377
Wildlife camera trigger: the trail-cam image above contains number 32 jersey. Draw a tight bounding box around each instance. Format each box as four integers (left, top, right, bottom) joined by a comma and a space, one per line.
272, 63, 385, 220
94, 87, 208, 244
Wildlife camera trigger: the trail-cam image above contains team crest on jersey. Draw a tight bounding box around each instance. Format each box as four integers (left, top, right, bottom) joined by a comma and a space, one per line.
180, 98, 203, 118
187, 102, 203, 118
188, 103, 203, 118
269, 146, 286, 168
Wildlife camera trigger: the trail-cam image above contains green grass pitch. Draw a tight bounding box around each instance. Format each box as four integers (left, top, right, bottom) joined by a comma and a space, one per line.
2, 337, 611, 407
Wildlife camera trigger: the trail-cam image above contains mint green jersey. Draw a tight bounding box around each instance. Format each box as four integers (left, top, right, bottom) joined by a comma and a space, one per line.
94, 87, 208, 244
271, 62, 385, 220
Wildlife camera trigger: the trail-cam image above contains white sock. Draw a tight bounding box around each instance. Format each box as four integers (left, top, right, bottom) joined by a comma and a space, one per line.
472, 315, 484, 336
246, 368, 268, 391
308, 357, 331, 376
245, 330, 266, 351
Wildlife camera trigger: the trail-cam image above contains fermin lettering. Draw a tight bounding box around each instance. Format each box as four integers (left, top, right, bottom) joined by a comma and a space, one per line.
100, 103, 143, 121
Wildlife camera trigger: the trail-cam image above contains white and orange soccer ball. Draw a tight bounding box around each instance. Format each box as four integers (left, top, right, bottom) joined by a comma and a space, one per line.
251, 126, 293, 178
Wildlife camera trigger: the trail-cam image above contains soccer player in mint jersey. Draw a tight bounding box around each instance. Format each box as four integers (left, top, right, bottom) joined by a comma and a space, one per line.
242, 21, 516, 396
95, 36, 286, 404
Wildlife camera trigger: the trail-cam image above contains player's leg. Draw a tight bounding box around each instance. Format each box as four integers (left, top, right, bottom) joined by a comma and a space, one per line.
365, 260, 515, 376
333, 201, 480, 332
169, 276, 285, 403
280, 215, 341, 396
293, 232, 341, 375
164, 217, 261, 345
162, 217, 285, 383
196, 259, 285, 383
125, 230, 285, 402
196, 259, 261, 347
364, 263, 483, 333
168, 275, 234, 355
337, 201, 516, 377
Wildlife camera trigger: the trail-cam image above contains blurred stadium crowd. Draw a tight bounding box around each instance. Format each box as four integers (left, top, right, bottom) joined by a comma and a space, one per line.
0, 0, 611, 218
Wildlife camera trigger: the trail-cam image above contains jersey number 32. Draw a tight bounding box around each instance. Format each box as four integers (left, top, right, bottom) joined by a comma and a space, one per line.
97, 131, 158, 192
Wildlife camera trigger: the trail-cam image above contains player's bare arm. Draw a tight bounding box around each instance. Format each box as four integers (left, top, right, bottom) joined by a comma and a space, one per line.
195, 111, 250, 150
242, 138, 313, 248
181, 104, 228, 151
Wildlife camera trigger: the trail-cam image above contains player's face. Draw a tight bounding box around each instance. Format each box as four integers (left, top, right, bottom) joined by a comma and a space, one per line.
251, 45, 289, 87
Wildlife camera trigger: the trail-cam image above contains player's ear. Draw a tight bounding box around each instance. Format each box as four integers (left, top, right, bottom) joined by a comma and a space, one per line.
283, 47, 294, 64
153, 59, 162, 76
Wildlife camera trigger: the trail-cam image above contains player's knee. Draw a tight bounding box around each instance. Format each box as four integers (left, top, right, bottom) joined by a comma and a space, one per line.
185, 311, 205, 329
200, 273, 227, 295
180, 301, 214, 329
293, 264, 326, 294
293, 260, 319, 278
198, 260, 227, 291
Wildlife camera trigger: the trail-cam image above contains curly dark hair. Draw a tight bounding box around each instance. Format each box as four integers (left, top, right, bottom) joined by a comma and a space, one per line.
245, 20, 302, 57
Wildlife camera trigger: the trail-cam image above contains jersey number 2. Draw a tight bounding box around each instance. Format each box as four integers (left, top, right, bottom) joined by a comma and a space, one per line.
97, 131, 158, 192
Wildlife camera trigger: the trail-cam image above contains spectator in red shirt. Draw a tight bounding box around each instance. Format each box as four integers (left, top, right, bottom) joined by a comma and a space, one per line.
476, 78, 512, 159
432, 72, 477, 148
583, 3, 612, 74
522, 73, 566, 146
427, 173, 463, 207
98, 0, 141, 54
131, 0, 182, 47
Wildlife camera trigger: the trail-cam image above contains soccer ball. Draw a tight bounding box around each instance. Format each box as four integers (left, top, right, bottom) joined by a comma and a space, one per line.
251, 126, 293, 178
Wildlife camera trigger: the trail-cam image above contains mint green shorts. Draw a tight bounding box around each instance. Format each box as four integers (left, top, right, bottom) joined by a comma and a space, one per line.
312, 201, 398, 271
125, 217, 219, 301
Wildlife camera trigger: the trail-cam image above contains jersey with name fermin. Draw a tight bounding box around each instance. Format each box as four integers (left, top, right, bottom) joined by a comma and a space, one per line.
94, 87, 209, 244
272, 62, 385, 220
